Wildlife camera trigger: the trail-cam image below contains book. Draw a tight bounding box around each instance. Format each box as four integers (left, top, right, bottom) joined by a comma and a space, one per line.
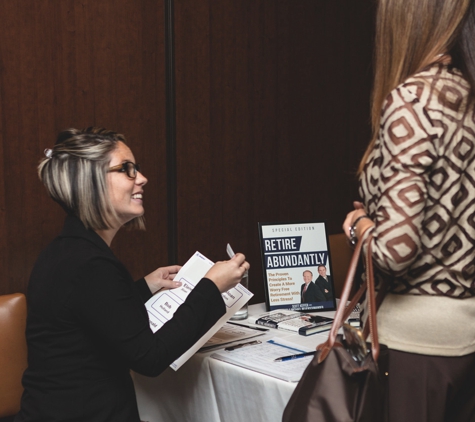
145, 251, 253, 370
258, 220, 336, 313
248, 309, 333, 336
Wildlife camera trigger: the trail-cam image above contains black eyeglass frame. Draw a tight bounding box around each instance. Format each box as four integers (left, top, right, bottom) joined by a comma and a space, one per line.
108, 161, 141, 179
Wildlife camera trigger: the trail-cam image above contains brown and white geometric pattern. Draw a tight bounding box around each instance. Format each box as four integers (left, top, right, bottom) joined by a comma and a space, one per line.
360, 64, 475, 298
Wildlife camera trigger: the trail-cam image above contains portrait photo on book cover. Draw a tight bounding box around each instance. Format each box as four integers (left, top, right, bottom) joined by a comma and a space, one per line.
258, 221, 336, 312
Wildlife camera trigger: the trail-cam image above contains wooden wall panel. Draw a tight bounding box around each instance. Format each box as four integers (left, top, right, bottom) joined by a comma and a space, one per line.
0, 0, 167, 295
174, 0, 375, 304
0, 0, 374, 305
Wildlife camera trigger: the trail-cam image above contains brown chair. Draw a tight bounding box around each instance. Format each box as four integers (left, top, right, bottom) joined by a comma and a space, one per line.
328, 233, 354, 298
0, 293, 27, 420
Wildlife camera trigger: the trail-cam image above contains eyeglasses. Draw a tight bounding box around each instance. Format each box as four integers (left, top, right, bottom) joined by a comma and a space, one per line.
108, 161, 141, 179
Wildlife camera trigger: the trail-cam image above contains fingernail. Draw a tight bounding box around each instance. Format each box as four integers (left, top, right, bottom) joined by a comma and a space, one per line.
174, 281, 182, 287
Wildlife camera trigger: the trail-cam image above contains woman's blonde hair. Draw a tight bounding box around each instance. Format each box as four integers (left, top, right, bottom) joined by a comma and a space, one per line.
39, 127, 145, 231
358, 0, 474, 173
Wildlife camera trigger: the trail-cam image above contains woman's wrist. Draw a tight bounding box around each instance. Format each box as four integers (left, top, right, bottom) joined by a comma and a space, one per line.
349, 214, 373, 246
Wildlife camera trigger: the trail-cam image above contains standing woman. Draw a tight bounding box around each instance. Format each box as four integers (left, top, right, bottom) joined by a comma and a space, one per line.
15, 127, 250, 422
343, 0, 475, 420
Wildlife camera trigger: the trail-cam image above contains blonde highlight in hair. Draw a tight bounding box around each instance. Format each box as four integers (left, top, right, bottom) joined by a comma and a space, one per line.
39, 127, 145, 231
358, 0, 472, 173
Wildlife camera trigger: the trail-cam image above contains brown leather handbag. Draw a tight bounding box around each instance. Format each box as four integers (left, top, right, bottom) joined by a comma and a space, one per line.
282, 234, 388, 422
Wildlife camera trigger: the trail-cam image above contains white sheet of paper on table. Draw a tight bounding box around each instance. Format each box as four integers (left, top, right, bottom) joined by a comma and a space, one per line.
211, 337, 314, 382
199, 323, 265, 351
145, 251, 253, 370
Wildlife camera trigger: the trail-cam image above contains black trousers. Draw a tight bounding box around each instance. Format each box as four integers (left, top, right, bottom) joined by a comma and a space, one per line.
387, 349, 475, 422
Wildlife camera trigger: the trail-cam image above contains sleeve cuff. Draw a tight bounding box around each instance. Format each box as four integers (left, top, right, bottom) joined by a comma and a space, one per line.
189, 277, 225, 314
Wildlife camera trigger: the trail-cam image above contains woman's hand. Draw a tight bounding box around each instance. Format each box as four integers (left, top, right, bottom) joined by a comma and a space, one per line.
342, 201, 374, 241
144, 265, 182, 294
204, 253, 250, 293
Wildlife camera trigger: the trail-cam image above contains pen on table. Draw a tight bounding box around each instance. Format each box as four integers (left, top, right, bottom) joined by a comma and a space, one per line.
267, 339, 307, 353
274, 351, 316, 362
224, 340, 261, 351
227, 321, 269, 332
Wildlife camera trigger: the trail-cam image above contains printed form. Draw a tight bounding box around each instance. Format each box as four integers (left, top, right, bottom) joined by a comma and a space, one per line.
211, 337, 314, 382
200, 323, 265, 351
145, 251, 253, 370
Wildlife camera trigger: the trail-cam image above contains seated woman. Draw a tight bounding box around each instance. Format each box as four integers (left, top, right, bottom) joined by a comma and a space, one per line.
15, 127, 250, 422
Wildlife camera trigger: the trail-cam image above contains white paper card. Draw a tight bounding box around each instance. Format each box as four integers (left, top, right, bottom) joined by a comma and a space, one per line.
145, 251, 253, 370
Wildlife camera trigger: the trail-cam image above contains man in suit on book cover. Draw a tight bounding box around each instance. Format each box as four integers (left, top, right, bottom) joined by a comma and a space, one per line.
315, 264, 333, 302
300, 270, 319, 303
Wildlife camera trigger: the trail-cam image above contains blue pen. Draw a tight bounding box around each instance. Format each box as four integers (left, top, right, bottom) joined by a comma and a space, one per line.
274, 351, 316, 362
267, 339, 307, 354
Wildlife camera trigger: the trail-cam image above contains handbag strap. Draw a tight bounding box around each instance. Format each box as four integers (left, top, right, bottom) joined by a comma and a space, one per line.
362, 271, 389, 341
317, 232, 381, 362
364, 235, 379, 360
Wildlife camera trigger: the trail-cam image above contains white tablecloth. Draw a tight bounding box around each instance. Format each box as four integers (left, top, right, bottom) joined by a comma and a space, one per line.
132, 303, 336, 422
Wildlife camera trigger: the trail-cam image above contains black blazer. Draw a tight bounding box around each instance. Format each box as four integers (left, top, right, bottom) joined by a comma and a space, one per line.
315, 275, 334, 301
16, 215, 225, 422
300, 281, 320, 303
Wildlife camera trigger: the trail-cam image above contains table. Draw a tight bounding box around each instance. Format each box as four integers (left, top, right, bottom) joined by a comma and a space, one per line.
132, 303, 336, 422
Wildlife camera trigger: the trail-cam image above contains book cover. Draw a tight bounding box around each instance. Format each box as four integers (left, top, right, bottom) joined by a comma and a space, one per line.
248, 309, 333, 336
258, 220, 337, 312
283, 315, 334, 336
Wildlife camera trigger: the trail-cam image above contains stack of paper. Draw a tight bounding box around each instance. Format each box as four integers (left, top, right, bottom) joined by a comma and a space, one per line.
145, 251, 253, 370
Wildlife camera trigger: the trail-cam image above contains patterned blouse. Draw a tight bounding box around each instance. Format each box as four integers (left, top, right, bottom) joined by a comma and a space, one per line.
360, 63, 475, 299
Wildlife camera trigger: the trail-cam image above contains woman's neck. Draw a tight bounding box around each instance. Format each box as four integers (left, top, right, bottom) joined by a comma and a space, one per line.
94, 227, 120, 247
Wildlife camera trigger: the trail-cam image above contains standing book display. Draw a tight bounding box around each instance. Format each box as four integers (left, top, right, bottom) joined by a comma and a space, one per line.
258, 221, 336, 312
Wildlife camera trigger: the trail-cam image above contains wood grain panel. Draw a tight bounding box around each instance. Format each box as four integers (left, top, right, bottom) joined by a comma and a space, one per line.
0, 0, 375, 306
0, 0, 167, 295
174, 0, 375, 304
